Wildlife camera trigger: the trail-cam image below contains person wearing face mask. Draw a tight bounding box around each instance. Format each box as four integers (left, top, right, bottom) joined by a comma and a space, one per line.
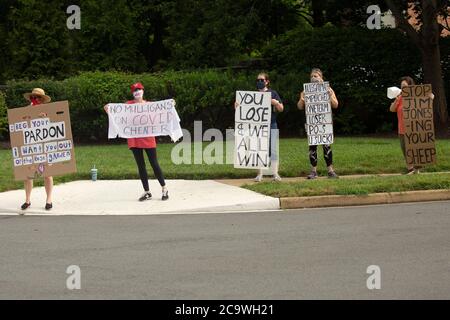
235, 72, 284, 182
389, 76, 434, 174
104, 82, 169, 201
297, 68, 339, 179
21, 88, 54, 211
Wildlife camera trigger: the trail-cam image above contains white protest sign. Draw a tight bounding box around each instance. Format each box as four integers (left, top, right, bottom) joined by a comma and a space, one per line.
107, 99, 183, 142
234, 91, 272, 169
304, 82, 334, 146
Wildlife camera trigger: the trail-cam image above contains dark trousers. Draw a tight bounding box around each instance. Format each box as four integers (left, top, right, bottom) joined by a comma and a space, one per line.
309, 144, 333, 167
131, 148, 166, 191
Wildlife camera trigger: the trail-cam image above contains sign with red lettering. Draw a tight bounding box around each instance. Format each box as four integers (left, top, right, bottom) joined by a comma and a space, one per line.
401, 84, 436, 166
7, 101, 77, 181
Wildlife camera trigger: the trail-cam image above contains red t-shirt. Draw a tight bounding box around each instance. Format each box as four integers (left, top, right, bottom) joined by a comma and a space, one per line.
395, 96, 405, 134
125, 100, 156, 149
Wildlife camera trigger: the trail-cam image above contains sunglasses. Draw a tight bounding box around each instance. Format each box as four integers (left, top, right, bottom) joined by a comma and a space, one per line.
133, 88, 143, 92
29, 95, 41, 100
256, 79, 266, 82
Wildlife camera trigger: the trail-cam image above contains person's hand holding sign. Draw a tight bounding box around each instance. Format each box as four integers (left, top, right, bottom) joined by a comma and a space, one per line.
272, 98, 283, 112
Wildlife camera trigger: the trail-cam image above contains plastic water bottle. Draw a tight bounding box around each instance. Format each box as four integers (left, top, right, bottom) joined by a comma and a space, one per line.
91, 165, 98, 181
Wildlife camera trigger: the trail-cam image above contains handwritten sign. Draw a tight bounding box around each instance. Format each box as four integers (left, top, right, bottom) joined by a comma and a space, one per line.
107, 99, 183, 142
304, 82, 334, 146
402, 84, 436, 166
234, 91, 271, 169
7, 101, 77, 181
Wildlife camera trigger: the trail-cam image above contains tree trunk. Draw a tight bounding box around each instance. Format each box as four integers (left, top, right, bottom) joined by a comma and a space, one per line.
421, 44, 449, 135
311, 0, 325, 27
421, 0, 449, 135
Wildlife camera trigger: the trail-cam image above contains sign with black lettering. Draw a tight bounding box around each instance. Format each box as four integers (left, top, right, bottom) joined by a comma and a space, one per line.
7, 101, 77, 181
107, 99, 183, 142
303, 82, 334, 146
234, 91, 271, 169
402, 84, 436, 166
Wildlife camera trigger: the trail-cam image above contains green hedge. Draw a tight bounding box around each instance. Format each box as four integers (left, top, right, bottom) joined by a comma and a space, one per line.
263, 26, 450, 134
1, 71, 257, 142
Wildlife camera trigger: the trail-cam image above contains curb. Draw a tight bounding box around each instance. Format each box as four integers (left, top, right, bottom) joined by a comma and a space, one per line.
280, 189, 450, 209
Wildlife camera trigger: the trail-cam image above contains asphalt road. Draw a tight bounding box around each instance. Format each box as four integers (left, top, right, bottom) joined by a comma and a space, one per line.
0, 201, 449, 299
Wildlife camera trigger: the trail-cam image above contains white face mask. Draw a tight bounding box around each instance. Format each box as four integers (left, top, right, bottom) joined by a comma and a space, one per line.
133, 89, 144, 99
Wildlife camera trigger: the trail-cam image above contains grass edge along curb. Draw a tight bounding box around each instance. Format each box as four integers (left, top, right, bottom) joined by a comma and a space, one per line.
279, 189, 450, 209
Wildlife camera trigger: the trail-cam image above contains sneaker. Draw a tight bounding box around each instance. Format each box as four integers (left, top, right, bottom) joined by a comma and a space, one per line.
307, 170, 318, 180
21, 202, 31, 210
273, 174, 282, 182
162, 189, 169, 201
45, 203, 53, 211
327, 171, 339, 179
254, 174, 263, 182
406, 168, 415, 175
139, 192, 152, 201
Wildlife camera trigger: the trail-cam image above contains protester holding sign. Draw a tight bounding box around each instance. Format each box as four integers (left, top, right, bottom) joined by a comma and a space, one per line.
389, 76, 435, 174
235, 72, 284, 182
21, 88, 54, 211
297, 68, 339, 179
104, 82, 169, 201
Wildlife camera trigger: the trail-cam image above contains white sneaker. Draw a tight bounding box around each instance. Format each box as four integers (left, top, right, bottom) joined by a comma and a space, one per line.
138, 192, 152, 201
273, 174, 282, 182
254, 174, 263, 182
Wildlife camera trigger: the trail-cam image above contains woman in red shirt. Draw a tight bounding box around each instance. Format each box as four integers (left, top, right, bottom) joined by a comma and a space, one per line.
21, 88, 54, 211
389, 76, 434, 174
105, 82, 168, 201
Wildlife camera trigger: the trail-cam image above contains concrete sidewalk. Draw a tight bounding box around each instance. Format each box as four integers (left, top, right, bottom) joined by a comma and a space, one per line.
0, 180, 280, 216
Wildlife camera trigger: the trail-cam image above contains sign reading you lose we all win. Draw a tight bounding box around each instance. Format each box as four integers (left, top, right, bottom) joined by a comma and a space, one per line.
7, 101, 77, 181
402, 84, 436, 166
234, 91, 272, 169
304, 81, 334, 146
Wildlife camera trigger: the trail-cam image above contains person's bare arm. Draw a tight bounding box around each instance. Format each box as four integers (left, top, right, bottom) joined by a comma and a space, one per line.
329, 88, 338, 109
389, 96, 400, 113
297, 91, 305, 110
272, 99, 284, 112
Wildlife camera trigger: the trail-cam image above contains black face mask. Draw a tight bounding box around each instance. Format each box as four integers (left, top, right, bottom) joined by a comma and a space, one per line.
256, 80, 266, 90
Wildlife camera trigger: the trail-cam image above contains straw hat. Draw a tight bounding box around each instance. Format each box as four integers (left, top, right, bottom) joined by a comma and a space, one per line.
23, 88, 51, 104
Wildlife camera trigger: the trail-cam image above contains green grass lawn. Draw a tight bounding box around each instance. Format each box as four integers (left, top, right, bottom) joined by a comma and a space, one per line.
1, 137, 449, 193
244, 173, 450, 197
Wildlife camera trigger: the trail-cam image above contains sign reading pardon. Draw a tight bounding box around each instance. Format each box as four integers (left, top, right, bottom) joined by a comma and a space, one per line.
303, 81, 334, 146
7, 101, 77, 181
402, 84, 436, 166
234, 91, 272, 169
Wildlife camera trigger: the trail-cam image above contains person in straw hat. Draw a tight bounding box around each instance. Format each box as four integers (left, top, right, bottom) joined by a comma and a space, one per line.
21, 88, 54, 211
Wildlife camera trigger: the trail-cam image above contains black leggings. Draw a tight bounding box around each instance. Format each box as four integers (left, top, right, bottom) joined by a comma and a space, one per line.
131, 148, 166, 191
309, 145, 333, 167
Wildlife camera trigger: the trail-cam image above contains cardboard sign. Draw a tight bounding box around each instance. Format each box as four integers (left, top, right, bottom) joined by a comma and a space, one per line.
304, 82, 334, 146
7, 101, 77, 181
234, 91, 272, 169
402, 84, 436, 166
107, 99, 183, 142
